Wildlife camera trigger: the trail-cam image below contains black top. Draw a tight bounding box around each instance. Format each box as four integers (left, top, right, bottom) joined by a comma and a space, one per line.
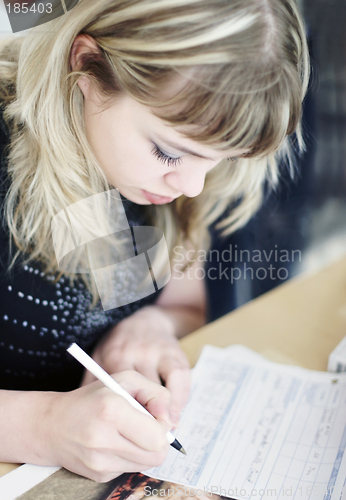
0, 110, 163, 392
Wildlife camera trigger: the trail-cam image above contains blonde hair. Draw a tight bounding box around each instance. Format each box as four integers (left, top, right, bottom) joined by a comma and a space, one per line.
0, 0, 309, 302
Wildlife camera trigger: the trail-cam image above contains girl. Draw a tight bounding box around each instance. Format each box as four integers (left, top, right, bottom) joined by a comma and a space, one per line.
0, 0, 309, 483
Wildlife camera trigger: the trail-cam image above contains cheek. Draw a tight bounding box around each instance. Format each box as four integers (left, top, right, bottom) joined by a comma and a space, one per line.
112, 142, 167, 185
115, 134, 165, 178
84, 106, 165, 184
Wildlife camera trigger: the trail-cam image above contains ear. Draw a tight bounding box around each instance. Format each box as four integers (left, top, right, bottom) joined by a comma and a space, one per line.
70, 34, 99, 71
70, 34, 100, 98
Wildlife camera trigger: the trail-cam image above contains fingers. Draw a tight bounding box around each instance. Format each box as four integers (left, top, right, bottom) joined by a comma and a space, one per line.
166, 369, 191, 427
114, 399, 168, 452
133, 361, 162, 385
51, 374, 172, 484
114, 349, 191, 428
71, 442, 167, 483
158, 355, 191, 427
114, 371, 172, 431
103, 431, 169, 468
104, 353, 137, 374
79, 323, 192, 432
102, 348, 162, 386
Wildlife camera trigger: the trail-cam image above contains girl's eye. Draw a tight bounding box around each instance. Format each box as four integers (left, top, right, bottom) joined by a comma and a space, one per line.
152, 144, 182, 167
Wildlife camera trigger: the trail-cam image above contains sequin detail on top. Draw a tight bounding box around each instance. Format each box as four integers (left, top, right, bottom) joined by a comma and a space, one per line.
0, 218, 162, 391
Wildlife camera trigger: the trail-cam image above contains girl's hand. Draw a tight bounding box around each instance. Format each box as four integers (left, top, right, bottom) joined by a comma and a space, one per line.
81, 306, 191, 427
47, 370, 171, 483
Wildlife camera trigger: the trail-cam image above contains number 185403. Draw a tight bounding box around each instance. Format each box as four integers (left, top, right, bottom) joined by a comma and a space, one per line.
6, 3, 53, 14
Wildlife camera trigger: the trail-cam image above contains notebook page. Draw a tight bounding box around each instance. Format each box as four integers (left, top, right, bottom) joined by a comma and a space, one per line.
145, 345, 346, 500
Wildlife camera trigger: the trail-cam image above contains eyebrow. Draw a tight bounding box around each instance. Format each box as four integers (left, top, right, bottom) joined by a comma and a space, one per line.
154, 134, 217, 161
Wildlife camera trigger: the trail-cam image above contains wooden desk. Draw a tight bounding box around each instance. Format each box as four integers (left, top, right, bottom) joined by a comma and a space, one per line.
1, 256, 346, 479
181, 256, 346, 369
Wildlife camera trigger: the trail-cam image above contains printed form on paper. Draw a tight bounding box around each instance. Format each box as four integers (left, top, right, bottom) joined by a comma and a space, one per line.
145, 345, 346, 500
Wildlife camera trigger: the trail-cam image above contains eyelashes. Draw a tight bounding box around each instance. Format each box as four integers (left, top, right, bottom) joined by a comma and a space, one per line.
152, 143, 240, 167
151, 144, 182, 168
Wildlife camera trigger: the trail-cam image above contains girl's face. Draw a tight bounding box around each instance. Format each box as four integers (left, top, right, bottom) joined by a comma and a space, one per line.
81, 81, 247, 205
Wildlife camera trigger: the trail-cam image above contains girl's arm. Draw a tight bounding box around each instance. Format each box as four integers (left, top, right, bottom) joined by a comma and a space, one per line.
0, 371, 171, 482
82, 258, 207, 426
155, 256, 207, 338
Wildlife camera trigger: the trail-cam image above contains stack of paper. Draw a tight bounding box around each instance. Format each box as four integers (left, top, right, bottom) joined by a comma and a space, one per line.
329, 337, 346, 373
146, 345, 346, 500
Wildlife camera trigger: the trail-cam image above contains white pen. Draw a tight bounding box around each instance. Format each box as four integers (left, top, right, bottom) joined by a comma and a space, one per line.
67, 343, 186, 455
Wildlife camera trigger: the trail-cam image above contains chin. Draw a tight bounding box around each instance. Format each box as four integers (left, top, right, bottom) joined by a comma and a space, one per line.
115, 188, 150, 205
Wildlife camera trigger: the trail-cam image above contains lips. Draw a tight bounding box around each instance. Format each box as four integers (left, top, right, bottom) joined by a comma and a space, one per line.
142, 189, 175, 205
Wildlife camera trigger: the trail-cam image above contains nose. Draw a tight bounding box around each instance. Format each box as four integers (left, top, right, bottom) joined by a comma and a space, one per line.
164, 167, 206, 198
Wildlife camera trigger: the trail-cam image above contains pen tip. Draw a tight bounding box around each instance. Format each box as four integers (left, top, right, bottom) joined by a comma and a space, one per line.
171, 438, 187, 455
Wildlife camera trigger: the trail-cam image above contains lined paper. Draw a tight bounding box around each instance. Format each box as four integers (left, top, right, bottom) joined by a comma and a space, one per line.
146, 345, 346, 500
